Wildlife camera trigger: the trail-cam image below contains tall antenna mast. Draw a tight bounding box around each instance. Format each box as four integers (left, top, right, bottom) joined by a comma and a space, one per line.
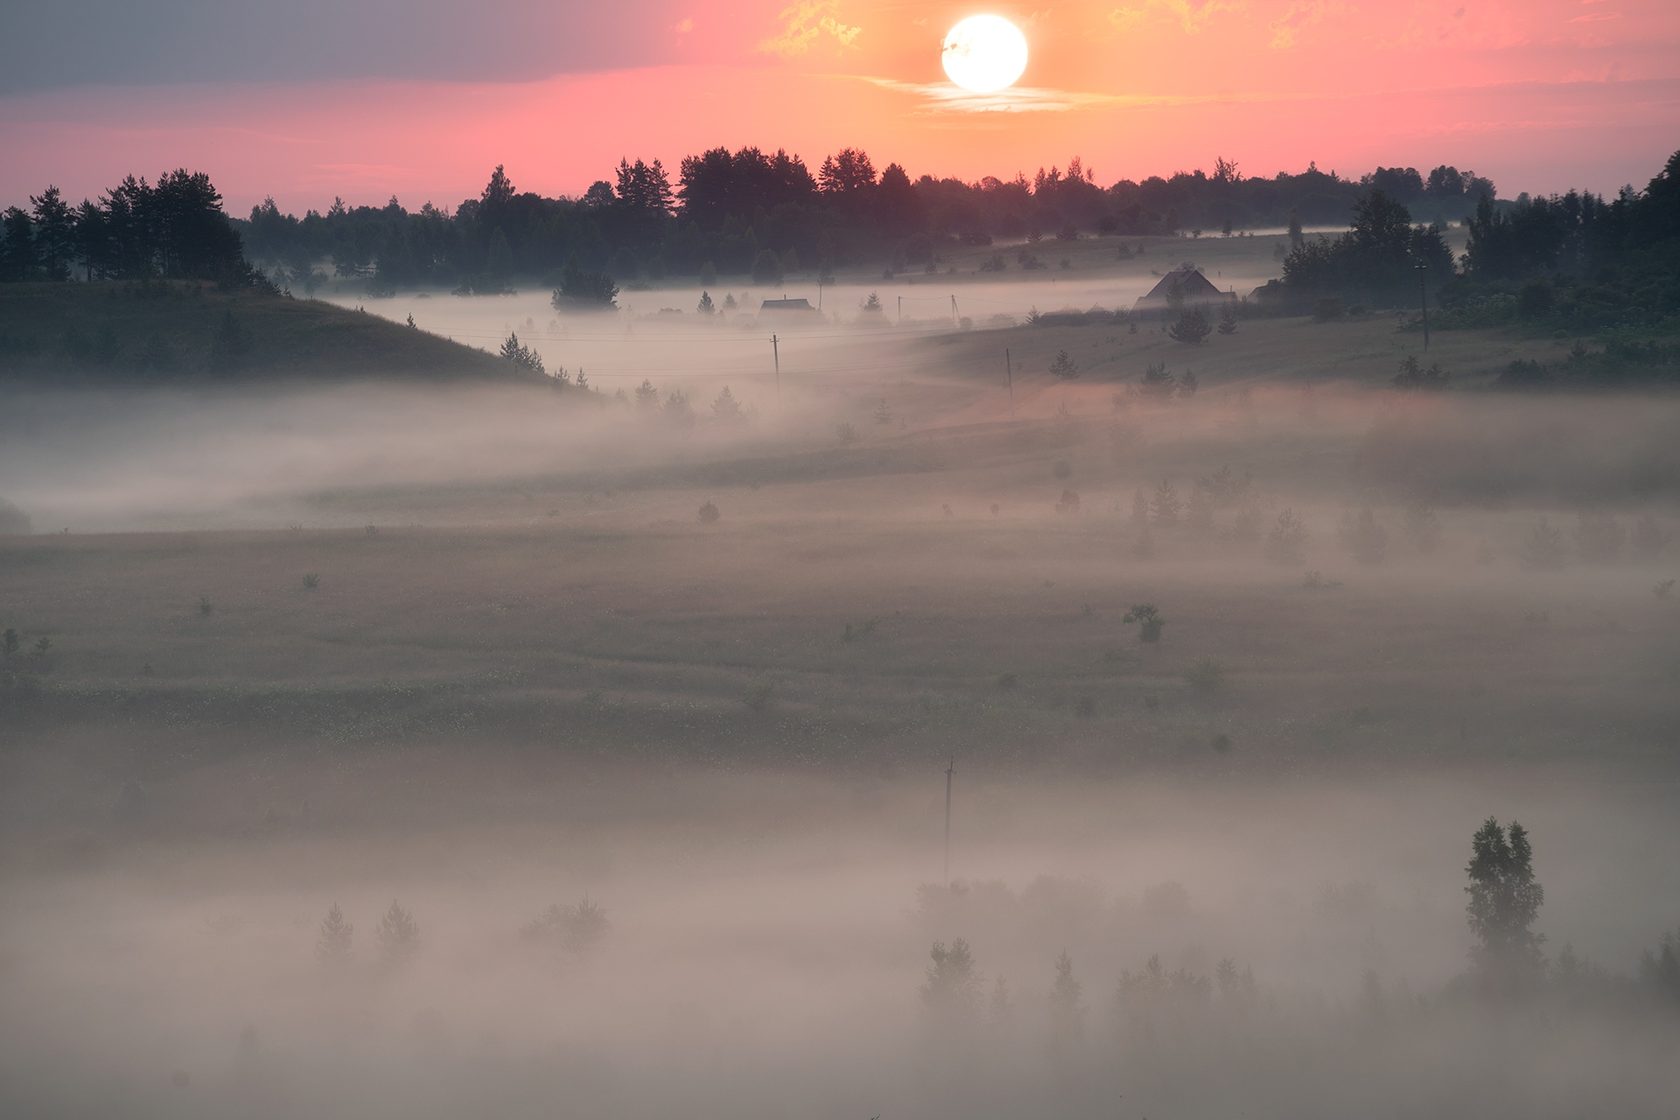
944, 758, 955, 885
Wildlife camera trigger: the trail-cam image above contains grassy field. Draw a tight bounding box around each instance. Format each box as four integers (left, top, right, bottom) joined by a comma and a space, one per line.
3, 256, 1679, 1120
0, 282, 528, 381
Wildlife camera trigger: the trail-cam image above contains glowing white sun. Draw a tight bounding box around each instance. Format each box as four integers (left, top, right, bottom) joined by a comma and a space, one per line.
942, 14, 1028, 94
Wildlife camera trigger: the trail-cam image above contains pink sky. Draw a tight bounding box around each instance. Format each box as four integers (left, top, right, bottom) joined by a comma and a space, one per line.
2, 0, 1677, 212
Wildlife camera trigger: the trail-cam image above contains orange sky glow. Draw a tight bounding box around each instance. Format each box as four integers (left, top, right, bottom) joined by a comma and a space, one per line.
2, 0, 1677, 212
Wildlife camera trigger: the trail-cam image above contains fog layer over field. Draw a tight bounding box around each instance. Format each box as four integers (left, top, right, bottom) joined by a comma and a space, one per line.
3, 293, 1679, 1118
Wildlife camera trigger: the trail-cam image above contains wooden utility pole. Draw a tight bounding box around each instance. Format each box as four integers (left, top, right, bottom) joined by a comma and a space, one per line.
943, 759, 955, 885
1416, 263, 1431, 351
771, 334, 781, 398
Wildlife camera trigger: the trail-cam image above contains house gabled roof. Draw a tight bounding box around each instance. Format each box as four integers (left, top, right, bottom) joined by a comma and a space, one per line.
1139, 266, 1225, 304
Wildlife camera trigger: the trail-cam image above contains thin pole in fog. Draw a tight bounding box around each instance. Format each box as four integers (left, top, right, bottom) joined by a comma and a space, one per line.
1416, 261, 1431, 350
1005, 349, 1013, 410
897, 295, 902, 325
951, 294, 959, 326
944, 758, 955, 885
771, 333, 780, 399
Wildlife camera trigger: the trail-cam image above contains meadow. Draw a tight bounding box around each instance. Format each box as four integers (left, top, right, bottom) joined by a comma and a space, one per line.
3, 240, 1679, 1119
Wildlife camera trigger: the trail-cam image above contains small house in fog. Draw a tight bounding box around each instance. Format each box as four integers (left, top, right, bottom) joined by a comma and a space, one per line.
1133, 266, 1233, 317
760, 297, 818, 315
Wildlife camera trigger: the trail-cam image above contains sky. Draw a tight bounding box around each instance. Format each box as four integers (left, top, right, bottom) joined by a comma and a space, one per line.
2, 0, 1677, 213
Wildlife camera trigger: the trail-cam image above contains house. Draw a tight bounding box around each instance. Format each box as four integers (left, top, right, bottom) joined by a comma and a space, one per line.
760, 297, 819, 315
1133, 266, 1234, 317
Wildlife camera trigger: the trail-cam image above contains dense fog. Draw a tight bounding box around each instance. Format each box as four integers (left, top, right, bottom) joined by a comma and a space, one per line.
4, 278, 1679, 1119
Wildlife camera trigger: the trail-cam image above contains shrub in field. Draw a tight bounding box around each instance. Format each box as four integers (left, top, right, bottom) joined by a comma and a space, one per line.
301, 573, 319, 590
1169, 307, 1211, 344
1139, 362, 1176, 398
1123, 604, 1165, 644
1266, 509, 1309, 564
1520, 517, 1567, 571
698, 501, 721, 524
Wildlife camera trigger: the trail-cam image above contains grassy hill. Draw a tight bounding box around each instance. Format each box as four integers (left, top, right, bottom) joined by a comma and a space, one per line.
0, 282, 531, 383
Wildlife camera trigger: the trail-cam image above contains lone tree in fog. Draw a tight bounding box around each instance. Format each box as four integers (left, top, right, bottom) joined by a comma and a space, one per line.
524, 896, 611, 953
1169, 306, 1212, 345
499, 332, 546, 375
316, 903, 354, 965
1123, 603, 1165, 644
552, 262, 619, 310
711, 385, 744, 422
375, 900, 420, 966
922, 938, 982, 1023
1465, 818, 1545, 990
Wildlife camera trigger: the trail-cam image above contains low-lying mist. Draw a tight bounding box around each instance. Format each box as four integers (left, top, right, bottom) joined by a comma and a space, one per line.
3, 293, 1679, 1119
3, 772, 1678, 1120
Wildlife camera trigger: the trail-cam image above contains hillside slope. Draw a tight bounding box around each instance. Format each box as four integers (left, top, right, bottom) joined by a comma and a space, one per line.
0, 282, 531, 383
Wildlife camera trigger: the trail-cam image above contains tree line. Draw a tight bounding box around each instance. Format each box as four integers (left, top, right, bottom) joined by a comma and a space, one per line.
205, 153, 1492, 296
1271, 149, 1680, 338
0, 171, 265, 288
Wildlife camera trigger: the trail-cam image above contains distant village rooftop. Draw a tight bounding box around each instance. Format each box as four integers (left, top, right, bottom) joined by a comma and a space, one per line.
1133, 266, 1234, 314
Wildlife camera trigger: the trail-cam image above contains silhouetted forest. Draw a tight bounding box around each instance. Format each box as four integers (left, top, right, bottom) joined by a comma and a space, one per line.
0, 172, 268, 289
3, 149, 1677, 357
219, 154, 1494, 294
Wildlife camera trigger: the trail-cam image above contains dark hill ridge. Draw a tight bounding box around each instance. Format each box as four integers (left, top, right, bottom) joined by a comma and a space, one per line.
0, 282, 528, 383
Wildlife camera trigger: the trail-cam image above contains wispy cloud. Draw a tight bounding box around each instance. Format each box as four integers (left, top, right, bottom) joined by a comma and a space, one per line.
860, 75, 1267, 115
1269, 0, 1341, 49
1109, 0, 1243, 35
759, 1, 861, 57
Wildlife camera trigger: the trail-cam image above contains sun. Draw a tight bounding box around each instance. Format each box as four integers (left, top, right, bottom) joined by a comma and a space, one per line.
942, 14, 1029, 94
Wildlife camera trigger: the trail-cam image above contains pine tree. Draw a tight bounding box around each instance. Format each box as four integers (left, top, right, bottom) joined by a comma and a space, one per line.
29, 187, 77, 281
922, 938, 982, 1023
634, 378, 660, 412
1169, 306, 1212, 344
697, 290, 715, 315
711, 385, 744, 422
316, 903, 354, 965
375, 900, 420, 966
1465, 818, 1545, 990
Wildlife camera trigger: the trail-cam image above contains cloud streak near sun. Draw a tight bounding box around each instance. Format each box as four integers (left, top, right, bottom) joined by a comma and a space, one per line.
760, 0, 863, 56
